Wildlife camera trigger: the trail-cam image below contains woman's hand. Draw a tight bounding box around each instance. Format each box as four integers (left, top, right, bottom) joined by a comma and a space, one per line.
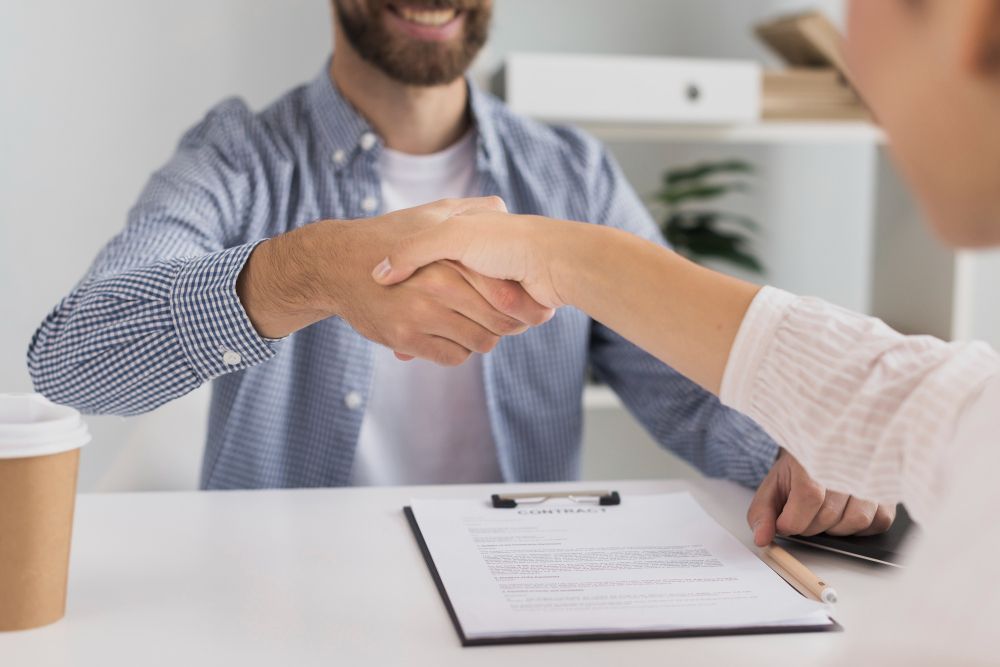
747, 449, 896, 547
371, 210, 581, 310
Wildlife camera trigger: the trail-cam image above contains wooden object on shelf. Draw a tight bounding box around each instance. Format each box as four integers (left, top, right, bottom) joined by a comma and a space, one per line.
755, 11, 849, 74
756, 12, 869, 122
762, 69, 869, 121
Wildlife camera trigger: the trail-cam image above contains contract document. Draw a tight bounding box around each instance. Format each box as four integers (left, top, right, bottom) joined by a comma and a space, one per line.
405, 492, 835, 645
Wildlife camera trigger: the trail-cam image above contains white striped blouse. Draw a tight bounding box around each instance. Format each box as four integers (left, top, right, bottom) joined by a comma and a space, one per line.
720, 286, 1000, 664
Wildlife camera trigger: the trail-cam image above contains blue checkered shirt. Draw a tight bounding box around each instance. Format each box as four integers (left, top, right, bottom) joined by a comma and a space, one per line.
27, 63, 778, 489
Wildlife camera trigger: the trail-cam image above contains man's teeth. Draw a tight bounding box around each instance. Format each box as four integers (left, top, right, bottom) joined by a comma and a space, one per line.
397, 7, 458, 27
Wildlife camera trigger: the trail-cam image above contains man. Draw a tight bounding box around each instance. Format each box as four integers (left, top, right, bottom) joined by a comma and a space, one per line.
27, 0, 892, 540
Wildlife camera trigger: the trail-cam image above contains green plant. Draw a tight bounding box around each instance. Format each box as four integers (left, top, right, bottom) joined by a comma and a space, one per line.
652, 159, 764, 274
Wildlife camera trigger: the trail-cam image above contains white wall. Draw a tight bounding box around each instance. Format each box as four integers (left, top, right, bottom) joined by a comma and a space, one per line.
1, 0, 849, 491
955, 251, 1000, 348
1, 0, 333, 490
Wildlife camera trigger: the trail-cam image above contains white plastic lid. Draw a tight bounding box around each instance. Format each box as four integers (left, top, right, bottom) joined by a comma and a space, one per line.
0, 393, 91, 459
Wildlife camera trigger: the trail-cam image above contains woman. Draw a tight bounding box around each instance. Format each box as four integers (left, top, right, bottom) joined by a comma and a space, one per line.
373, 0, 1000, 663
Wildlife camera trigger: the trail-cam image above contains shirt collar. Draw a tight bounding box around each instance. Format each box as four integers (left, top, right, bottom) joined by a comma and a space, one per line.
306, 59, 505, 178
466, 79, 506, 179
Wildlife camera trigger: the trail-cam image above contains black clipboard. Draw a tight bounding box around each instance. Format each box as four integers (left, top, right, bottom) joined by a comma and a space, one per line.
404, 497, 841, 647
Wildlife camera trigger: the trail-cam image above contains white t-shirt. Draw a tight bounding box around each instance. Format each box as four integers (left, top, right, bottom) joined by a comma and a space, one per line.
351, 129, 503, 486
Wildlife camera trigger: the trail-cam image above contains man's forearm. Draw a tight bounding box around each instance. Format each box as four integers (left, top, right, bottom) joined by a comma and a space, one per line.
240, 202, 554, 348
552, 222, 761, 395
236, 224, 336, 339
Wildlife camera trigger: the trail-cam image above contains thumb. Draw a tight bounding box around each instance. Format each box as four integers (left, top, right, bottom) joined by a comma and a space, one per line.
372, 221, 469, 286
747, 476, 780, 547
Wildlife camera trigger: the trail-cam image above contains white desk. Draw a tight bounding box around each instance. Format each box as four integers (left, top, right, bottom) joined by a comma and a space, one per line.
0, 479, 896, 666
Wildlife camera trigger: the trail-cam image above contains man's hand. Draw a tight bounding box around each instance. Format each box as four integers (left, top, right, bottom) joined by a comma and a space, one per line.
237, 198, 554, 364
747, 449, 896, 547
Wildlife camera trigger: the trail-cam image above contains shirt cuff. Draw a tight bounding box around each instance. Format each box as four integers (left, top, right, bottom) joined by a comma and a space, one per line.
719, 286, 798, 415
170, 241, 277, 380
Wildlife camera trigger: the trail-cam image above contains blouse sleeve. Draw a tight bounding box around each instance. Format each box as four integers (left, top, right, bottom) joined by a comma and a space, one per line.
719, 286, 1000, 522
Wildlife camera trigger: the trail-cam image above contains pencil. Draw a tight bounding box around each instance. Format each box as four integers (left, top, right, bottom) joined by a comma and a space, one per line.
763, 544, 838, 604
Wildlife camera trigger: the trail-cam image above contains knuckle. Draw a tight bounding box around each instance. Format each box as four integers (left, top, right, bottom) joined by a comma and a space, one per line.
832, 506, 878, 535
440, 349, 470, 367
799, 483, 826, 506
395, 329, 419, 351
493, 315, 524, 336
476, 333, 500, 354
387, 321, 407, 343
416, 270, 448, 296
859, 501, 879, 521
411, 297, 437, 320
483, 195, 505, 211
438, 198, 464, 216
490, 282, 522, 314
815, 505, 842, 527
876, 505, 897, 528
529, 307, 555, 326
775, 516, 801, 535
869, 513, 893, 534
848, 515, 873, 533
836, 516, 870, 535
851, 503, 878, 529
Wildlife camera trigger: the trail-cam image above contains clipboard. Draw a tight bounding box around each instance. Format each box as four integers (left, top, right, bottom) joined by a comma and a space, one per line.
405, 490, 841, 647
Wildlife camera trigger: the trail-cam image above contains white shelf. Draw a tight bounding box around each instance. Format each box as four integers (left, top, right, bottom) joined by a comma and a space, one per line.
562, 120, 886, 145
583, 385, 623, 410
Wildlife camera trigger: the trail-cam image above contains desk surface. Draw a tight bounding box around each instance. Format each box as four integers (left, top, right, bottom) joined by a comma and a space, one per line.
0, 479, 896, 666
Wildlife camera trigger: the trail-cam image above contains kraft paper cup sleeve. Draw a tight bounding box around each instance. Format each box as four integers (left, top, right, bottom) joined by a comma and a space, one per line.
0, 394, 90, 632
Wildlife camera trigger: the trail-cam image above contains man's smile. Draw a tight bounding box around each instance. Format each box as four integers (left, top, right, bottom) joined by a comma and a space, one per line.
385, 3, 465, 41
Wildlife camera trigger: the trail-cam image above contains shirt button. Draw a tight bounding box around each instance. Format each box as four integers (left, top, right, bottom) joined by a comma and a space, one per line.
344, 391, 364, 410
359, 132, 377, 151
332, 148, 346, 165
222, 350, 242, 366
361, 196, 378, 213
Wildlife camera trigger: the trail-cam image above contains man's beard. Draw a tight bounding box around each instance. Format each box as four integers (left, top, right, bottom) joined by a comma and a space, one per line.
335, 0, 492, 87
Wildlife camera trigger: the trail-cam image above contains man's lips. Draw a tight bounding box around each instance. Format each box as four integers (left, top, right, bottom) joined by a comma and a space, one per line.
385, 3, 465, 42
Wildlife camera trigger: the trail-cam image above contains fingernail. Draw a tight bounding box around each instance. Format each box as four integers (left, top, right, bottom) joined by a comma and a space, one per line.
372, 258, 392, 280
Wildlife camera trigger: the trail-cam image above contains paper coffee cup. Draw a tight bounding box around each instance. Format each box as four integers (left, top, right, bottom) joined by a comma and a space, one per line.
0, 393, 90, 632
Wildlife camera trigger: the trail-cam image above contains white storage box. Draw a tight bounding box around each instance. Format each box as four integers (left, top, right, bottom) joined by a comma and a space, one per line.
498, 53, 762, 125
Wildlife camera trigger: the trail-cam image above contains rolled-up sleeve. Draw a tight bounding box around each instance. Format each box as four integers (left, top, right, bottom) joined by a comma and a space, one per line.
27, 99, 276, 416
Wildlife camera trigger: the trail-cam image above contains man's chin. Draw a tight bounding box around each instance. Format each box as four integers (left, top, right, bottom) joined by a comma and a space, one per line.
384, 64, 468, 88
335, 0, 490, 87
367, 41, 473, 87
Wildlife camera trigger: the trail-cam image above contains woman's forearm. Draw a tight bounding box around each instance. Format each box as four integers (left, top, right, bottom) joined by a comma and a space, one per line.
548, 221, 761, 394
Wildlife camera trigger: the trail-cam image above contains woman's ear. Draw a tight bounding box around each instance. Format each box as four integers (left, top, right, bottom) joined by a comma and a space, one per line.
956, 0, 1000, 75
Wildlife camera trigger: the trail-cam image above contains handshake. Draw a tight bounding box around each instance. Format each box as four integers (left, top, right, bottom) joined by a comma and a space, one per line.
238, 196, 553, 365
237, 195, 896, 545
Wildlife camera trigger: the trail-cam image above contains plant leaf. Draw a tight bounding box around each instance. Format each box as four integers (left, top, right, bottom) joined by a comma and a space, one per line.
655, 159, 764, 274
663, 160, 754, 186
657, 182, 749, 206
672, 211, 761, 232
662, 217, 765, 274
